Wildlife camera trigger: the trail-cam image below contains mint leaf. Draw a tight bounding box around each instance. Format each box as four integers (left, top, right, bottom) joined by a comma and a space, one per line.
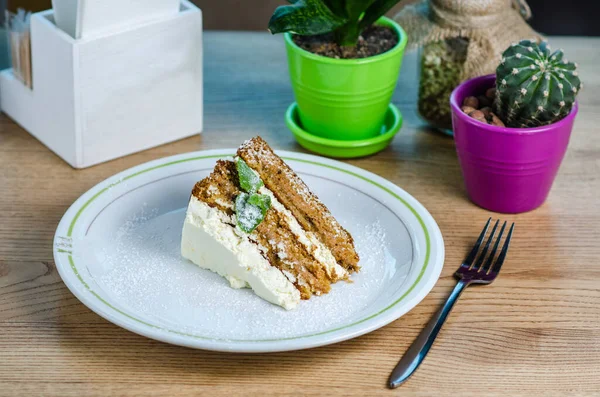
234, 158, 271, 233
235, 157, 263, 193
248, 193, 271, 212
235, 192, 272, 233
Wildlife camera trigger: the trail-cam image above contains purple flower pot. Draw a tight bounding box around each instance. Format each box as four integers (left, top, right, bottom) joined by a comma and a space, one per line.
450, 74, 578, 214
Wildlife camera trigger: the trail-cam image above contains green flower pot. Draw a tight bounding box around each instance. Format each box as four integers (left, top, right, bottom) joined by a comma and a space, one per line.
284, 16, 408, 141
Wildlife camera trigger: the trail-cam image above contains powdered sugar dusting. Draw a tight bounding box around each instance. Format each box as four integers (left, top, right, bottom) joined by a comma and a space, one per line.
236, 201, 262, 231
92, 206, 411, 340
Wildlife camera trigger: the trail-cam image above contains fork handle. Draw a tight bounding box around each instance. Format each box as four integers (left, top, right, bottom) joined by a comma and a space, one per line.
388, 279, 469, 388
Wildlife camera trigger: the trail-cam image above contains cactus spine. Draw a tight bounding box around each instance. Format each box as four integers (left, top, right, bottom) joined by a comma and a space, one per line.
494, 39, 582, 128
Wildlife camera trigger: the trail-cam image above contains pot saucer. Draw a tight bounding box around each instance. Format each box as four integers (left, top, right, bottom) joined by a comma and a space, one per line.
285, 102, 403, 159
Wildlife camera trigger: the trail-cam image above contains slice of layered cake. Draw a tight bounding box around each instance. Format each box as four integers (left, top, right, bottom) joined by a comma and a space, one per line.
181, 137, 360, 309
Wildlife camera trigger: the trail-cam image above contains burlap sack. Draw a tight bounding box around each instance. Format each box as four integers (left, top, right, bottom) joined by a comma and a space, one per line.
395, 0, 543, 80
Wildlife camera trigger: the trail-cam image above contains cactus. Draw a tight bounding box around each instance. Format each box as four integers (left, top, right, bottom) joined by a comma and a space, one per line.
494, 39, 582, 128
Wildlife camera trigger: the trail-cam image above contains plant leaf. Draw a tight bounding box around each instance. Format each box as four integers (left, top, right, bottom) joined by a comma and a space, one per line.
345, 0, 376, 21
359, 0, 400, 29
333, 22, 362, 46
322, 0, 346, 17
268, 0, 347, 36
235, 157, 263, 193
327, 0, 377, 46
235, 192, 271, 233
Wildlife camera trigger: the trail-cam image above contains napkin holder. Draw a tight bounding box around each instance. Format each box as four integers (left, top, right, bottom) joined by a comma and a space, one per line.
0, 0, 203, 169
52, 0, 181, 40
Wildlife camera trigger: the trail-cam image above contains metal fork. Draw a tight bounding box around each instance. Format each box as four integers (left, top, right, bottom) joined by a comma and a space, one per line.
388, 218, 515, 388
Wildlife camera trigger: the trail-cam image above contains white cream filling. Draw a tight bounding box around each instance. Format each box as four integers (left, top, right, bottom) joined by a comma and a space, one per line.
181, 196, 300, 310
259, 186, 348, 281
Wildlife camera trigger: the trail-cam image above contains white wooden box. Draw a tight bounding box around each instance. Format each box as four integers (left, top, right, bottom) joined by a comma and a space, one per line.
0, 0, 202, 169
52, 0, 181, 40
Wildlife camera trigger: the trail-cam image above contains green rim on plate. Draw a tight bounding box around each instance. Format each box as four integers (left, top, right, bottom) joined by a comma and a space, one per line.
285, 102, 402, 158
58, 153, 431, 343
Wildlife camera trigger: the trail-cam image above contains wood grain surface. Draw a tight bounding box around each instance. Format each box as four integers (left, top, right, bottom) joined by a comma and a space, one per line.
1, 33, 599, 396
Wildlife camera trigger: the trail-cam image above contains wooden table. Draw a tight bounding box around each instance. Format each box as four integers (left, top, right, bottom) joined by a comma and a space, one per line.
1, 33, 599, 397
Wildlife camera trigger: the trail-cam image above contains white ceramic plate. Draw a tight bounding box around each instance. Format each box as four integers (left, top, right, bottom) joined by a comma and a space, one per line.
54, 150, 444, 353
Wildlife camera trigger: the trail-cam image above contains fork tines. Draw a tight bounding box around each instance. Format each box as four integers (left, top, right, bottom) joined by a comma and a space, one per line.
457, 218, 515, 282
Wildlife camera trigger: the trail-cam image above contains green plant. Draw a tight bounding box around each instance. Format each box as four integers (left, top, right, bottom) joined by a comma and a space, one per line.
494, 39, 582, 128
268, 0, 401, 47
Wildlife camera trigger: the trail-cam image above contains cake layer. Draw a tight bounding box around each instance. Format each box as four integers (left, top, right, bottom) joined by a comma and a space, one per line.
181, 195, 301, 310
191, 160, 338, 299
259, 186, 348, 282
237, 137, 360, 273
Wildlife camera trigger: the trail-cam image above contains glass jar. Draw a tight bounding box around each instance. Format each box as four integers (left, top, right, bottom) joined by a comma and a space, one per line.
417, 37, 469, 135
